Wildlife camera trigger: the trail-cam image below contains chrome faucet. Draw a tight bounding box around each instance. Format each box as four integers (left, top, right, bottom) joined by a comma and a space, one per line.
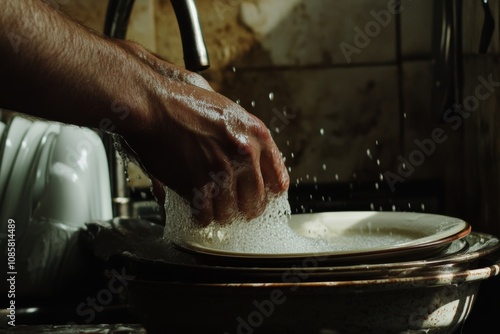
103, 0, 210, 217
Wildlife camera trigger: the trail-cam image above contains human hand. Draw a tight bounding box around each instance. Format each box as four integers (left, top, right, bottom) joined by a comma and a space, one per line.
118, 44, 289, 226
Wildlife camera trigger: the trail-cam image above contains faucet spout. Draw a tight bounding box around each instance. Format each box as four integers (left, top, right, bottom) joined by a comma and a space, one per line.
171, 0, 210, 71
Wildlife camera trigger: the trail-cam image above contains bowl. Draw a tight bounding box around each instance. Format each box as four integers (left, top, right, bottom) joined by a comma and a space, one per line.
84, 218, 500, 333
126, 256, 500, 334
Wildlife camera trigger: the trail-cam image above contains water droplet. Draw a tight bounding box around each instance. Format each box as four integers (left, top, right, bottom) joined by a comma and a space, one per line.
376, 159, 380, 166
379, 173, 384, 181
392, 205, 396, 211
275, 127, 280, 133
287, 166, 292, 172
421, 203, 425, 211
335, 174, 339, 180
322, 164, 327, 171
232, 66, 236, 72
370, 203, 375, 210
236, 99, 241, 105
320, 128, 325, 135
291, 152, 295, 158
408, 203, 412, 208
352, 173, 357, 179
286, 140, 290, 146
366, 149, 372, 159
375, 140, 379, 146
313, 176, 318, 183
403, 112, 407, 119
306, 174, 310, 179
251, 101, 256, 107
375, 182, 379, 190
268, 92, 274, 101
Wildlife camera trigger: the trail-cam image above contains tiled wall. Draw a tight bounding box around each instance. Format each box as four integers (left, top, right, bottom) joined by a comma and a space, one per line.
61, 0, 500, 235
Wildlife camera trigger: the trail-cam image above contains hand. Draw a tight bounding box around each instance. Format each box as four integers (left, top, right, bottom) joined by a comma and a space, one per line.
119, 45, 290, 226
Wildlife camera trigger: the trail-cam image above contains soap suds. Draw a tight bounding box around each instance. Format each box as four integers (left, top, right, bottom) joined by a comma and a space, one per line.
163, 187, 413, 255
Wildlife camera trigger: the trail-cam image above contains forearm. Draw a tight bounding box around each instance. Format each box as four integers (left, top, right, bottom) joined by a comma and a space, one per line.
0, 0, 153, 135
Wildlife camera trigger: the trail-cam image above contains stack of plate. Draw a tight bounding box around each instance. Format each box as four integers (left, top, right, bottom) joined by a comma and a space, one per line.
87, 212, 494, 282
0, 116, 112, 228
86, 212, 500, 333
0, 116, 112, 296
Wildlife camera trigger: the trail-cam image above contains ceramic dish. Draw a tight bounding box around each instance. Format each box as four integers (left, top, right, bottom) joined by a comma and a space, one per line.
175, 211, 471, 264
0, 116, 32, 206
84, 218, 497, 282
50, 125, 112, 221
0, 122, 5, 143
28, 125, 60, 207
126, 253, 500, 334
0, 122, 49, 228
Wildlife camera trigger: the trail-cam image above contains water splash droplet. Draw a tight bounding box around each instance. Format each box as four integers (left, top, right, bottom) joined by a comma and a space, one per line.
268, 92, 274, 101
320, 128, 324, 135
322, 164, 327, 171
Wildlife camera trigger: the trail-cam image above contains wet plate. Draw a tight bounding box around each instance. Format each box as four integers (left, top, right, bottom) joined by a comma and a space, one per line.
175, 212, 471, 264
84, 218, 498, 283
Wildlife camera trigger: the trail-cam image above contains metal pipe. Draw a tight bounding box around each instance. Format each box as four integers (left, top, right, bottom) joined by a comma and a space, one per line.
170, 0, 210, 71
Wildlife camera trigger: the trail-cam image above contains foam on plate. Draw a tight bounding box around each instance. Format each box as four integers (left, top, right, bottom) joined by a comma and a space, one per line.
163, 187, 333, 254
162, 188, 414, 254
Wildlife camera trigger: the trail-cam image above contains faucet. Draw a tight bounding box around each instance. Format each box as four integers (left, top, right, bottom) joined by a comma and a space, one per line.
103, 0, 210, 218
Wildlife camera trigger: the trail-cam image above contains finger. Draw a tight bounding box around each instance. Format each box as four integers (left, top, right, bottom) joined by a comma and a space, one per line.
190, 182, 215, 227
213, 179, 238, 225
236, 162, 266, 221
260, 142, 290, 195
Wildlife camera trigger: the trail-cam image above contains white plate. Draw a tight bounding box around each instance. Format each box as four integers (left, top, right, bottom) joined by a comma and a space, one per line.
0, 116, 32, 205
0, 122, 5, 143
176, 211, 471, 263
29, 125, 60, 207
0, 122, 49, 229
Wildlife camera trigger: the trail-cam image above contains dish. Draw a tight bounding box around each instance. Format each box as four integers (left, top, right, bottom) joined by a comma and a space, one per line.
175, 211, 470, 264
0, 116, 32, 206
0, 122, 49, 226
0, 122, 5, 143
29, 124, 61, 208
126, 254, 500, 334
50, 125, 112, 221
83, 218, 496, 282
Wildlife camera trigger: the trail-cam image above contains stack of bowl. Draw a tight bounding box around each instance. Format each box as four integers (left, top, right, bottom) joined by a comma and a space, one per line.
86, 211, 500, 334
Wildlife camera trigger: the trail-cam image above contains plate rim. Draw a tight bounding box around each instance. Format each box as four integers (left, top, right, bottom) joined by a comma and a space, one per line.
175, 211, 471, 261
